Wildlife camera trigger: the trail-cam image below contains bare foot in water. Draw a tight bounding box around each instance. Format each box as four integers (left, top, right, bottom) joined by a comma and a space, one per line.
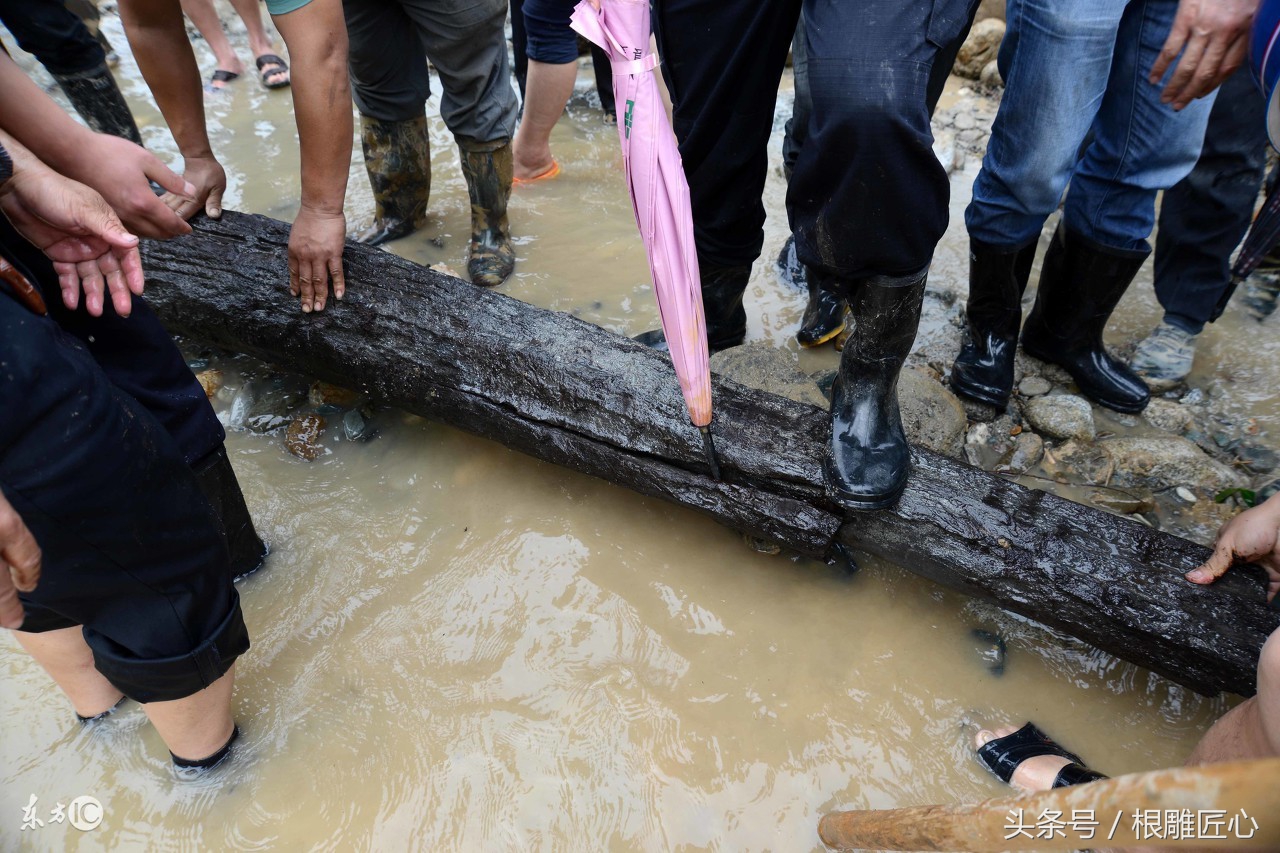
975, 725, 1071, 791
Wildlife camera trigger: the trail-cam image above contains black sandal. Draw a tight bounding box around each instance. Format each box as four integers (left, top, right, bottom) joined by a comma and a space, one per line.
207, 68, 240, 92
255, 54, 290, 90
976, 722, 1108, 789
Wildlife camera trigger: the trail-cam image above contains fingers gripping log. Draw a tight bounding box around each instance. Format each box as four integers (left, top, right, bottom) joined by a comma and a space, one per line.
818, 758, 1280, 851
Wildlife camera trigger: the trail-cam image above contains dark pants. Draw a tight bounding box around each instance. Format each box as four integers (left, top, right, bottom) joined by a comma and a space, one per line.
343, 0, 518, 141
783, 6, 976, 179
655, 0, 972, 280
0, 0, 105, 76
0, 217, 225, 466
510, 0, 614, 114
0, 268, 247, 704
1153, 66, 1269, 334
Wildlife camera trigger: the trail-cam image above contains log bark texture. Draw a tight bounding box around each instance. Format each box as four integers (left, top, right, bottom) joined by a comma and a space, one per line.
141, 212, 1279, 697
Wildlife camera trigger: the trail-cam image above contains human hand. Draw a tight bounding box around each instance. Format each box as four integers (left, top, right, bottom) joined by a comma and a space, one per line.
1187, 494, 1280, 603
0, 489, 41, 630
65, 133, 198, 240
0, 149, 145, 317
163, 154, 226, 222
288, 204, 346, 313
1150, 0, 1258, 110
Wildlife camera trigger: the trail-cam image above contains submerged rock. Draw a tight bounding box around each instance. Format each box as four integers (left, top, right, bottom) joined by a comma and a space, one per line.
1100, 436, 1245, 492
970, 628, 1007, 676
309, 381, 362, 410
1088, 486, 1155, 515
1233, 442, 1278, 475
196, 368, 223, 399
285, 414, 326, 461
1023, 394, 1096, 442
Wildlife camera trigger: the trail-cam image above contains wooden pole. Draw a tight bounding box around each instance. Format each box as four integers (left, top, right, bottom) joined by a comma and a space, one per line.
818, 758, 1280, 851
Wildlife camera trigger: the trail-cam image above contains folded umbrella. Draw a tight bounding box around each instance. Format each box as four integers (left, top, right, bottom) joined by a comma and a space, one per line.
571, 0, 721, 479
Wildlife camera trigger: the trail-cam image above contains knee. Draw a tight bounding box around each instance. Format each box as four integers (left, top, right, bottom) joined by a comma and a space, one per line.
807, 67, 928, 146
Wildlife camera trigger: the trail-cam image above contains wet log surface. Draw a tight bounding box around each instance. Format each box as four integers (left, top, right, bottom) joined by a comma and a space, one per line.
142, 212, 1278, 697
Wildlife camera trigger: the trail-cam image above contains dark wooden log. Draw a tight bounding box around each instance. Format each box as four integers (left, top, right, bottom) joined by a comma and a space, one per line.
141, 212, 1279, 697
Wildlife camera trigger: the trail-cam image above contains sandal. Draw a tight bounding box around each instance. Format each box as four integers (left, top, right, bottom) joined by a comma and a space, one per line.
976, 722, 1108, 789
513, 159, 561, 186
256, 54, 290, 90
206, 68, 240, 92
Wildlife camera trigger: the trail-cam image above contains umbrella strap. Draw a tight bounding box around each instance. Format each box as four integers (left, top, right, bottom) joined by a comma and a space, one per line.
612, 53, 660, 77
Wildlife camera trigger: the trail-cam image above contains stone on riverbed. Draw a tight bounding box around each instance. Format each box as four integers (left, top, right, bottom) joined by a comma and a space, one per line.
196, 368, 223, 399
1144, 398, 1194, 435
897, 367, 969, 459
285, 414, 326, 461
711, 342, 828, 408
996, 432, 1044, 474
954, 18, 1005, 79
1023, 394, 1096, 442
1017, 376, 1052, 398
309, 381, 362, 410
1100, 436, 1246, 492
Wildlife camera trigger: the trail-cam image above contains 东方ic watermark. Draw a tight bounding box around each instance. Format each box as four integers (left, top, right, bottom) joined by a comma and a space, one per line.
20, 794, 103, 832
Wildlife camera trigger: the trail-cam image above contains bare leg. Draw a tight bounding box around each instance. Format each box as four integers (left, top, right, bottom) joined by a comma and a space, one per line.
512, 59, 575, 181
226, 0, 289, 86
179, 0, 244, 85
143, 664, 236, 763
12, 627, 125, 718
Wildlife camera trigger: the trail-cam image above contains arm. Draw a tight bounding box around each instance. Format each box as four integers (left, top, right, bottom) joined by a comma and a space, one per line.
117, 0, 227, 220
0, 488, 41, 630
1150, 0, 1258, 111
0, 49, 194, 238
0, 133, 146, 317
1187, 492, 1280, 603
272, 0, 352, 312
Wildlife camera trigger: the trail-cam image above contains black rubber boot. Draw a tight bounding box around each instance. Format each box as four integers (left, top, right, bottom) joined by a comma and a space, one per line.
457, 137, 515, 287
1020, 225, 1151, 413
192, 446, 268, 582
355, 115, 431, 246
797, 268, 848, 348
53, 63, 142, 145
823, 268, 927, 509
634, 264, 750, 353
950, 238, 1038, 407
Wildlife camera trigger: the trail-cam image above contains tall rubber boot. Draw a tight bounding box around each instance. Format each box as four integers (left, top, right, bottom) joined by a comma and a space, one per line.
634, 264, 750, 353
949, 238, 1038, 408
355, 114, 431, 246
823, 268, 927, 509
192, 446, 268, 582
52, 63, 142, 145
457, 137, 515, 287
797, 266, 847, 348
1020, 224, 1151, 413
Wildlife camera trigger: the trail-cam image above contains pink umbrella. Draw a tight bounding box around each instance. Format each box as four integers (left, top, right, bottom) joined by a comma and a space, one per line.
571, 0, 721, 479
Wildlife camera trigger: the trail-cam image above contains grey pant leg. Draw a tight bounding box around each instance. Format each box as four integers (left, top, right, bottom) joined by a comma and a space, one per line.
343, 0, 431, 122
402, 0, 518, 142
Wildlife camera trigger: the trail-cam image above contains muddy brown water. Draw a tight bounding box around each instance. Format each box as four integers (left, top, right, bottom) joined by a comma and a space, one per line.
1, 14, 1271, 852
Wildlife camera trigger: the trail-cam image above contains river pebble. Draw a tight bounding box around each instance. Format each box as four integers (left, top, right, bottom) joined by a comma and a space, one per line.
286, 414, 326, 461
1023, 394, 1096, 442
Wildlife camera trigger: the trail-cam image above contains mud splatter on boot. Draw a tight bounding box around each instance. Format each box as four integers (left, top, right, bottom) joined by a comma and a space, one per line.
53, 63, 142, 145
355, 114, 431, 246
457, 137, 515, 287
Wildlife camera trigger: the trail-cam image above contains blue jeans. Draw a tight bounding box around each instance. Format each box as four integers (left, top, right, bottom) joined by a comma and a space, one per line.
966, 0, 1214, 252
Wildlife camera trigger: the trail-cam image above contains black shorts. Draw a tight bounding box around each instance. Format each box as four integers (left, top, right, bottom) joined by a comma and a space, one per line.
0, 284, 249, 703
